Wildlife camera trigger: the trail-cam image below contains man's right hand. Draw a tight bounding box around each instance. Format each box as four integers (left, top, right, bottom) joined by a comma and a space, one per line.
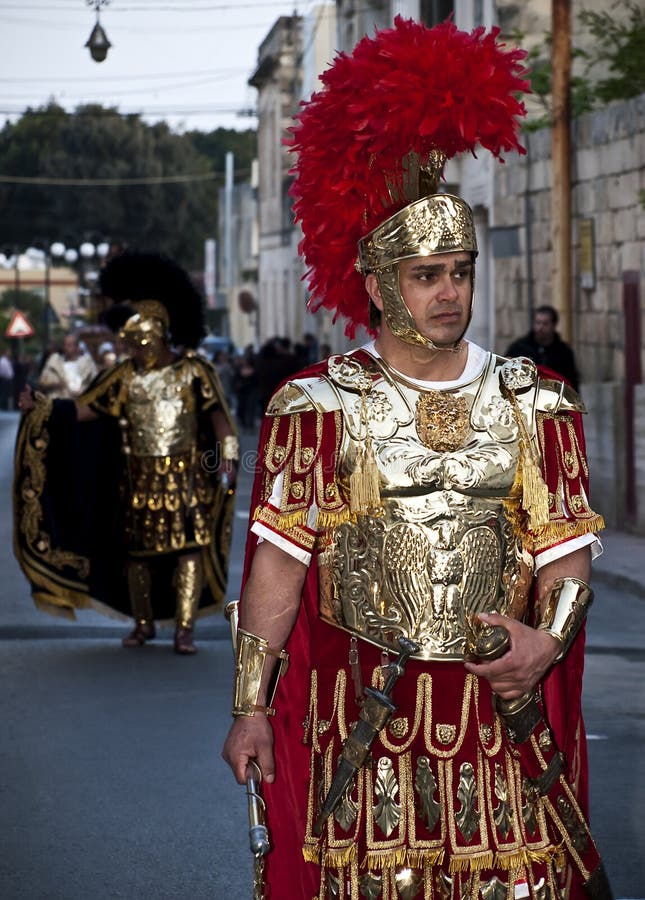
222, 714, 275, 785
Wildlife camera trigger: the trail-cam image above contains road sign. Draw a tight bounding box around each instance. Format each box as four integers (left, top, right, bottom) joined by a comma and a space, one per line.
6, 310, 35, 339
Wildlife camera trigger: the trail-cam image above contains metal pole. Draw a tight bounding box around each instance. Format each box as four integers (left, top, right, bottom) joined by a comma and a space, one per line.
44, 252, 51, 349
224, 151, 234, 290
551, 0, 572, 342
523, 133, 534, 323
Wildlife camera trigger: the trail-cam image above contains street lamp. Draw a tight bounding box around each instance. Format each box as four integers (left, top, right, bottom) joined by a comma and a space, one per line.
74, 241, 110, 319
85, 1, 112, 63
25, 244, 73, 348
0, 248, 22, 295
30, 241, 110, 341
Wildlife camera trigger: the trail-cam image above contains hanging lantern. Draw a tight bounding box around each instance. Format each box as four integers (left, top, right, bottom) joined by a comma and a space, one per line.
84, 1, 112, 63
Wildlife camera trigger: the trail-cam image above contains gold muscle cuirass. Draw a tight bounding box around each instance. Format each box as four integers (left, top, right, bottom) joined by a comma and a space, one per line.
317, 351, 538, 661
125, 366, 198, 457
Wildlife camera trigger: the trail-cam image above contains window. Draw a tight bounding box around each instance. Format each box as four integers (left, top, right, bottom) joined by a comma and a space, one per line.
420, 0, 454, 26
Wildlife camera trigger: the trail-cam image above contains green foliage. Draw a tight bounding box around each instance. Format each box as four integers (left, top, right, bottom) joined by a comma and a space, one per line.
579, 2, 645, 102
0, 104, 256, 271
187, 128, 256, 182
515, 2, 645, 130
522, 39, 595, 131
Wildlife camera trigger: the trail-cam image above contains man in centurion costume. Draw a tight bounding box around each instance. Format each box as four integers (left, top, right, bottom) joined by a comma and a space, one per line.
223, 19, 611, 900
15, 252, 238, 655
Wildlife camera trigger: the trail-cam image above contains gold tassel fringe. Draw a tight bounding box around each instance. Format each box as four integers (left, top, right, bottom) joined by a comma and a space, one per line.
406, 849, 445, 868
363, 847, 408, 869
493, 848, 530, 871
449, 850, 494, 873
322, 844, 357, 868
252, 505, 309, 530
305, 841, 565, 877
532, 514, 605, 552
520, 442, 550, 531
508, 390, 550, 531
316, 507, 351, 529
528, 843, 565, 866
278, 509, 310, 529
348, 385, 382, 517
349, 441, 381, 516
302, 844, 322, 865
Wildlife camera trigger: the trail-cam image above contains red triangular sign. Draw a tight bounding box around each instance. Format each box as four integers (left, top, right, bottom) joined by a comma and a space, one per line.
6, 310, 35, 338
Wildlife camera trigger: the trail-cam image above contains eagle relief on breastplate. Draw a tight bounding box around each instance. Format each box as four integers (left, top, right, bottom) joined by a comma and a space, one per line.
321, 352, 535, 661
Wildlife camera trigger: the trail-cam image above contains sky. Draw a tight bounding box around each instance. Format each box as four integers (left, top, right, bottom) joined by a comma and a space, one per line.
0, 0, 326, 133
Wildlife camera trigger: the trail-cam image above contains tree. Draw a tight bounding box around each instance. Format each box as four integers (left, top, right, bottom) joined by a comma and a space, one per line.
522, 40, 595, 131
517, 1, 645, 130
187, 127, 256, 183
579, 2, 645, 103
0, 104, 256, 270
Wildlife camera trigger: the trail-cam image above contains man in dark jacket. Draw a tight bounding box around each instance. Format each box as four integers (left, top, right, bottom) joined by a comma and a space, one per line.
506, 304, 580, 390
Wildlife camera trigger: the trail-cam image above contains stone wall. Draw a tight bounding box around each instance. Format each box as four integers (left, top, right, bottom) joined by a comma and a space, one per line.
492, 93, 645, 531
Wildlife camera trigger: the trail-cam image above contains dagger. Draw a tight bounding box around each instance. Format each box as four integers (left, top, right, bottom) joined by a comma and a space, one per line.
313, 635, 420, 837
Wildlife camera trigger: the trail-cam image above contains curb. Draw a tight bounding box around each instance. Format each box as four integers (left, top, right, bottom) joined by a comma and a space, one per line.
592, 568, 645, 600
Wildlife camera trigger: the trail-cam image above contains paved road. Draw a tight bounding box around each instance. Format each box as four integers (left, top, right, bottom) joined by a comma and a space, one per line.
2, 411, 644, 898
2, 412, 254, 899
581, 581, 645, 895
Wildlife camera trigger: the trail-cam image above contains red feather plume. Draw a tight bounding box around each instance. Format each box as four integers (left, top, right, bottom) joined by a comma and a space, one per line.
288, 17, 529, 338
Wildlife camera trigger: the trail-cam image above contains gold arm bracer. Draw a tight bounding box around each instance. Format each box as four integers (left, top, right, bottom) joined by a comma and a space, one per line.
232, 629, 289, 717
538, 576, 594, 662
222, 435, 240, 462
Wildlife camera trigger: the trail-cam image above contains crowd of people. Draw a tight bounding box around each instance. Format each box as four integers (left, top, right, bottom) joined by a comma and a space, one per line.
209, 333, 332, 433
2, 307, 580, 422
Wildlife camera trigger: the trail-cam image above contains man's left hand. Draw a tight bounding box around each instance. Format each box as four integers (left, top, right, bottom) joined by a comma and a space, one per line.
463, 611, 560, 699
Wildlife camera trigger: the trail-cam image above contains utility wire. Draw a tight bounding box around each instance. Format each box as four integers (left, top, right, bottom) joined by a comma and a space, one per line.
0, 169, 254, 186
0, 105, 255, 117
4, 74, 247, 101
0, 13, 281, 33
3, 68, 249, 84
0, 2, 301, 11
0, 174, 220, 186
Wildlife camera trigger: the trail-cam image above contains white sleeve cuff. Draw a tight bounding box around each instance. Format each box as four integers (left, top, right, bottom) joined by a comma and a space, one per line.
534, 532, 602, 572
250, 521, 313, 567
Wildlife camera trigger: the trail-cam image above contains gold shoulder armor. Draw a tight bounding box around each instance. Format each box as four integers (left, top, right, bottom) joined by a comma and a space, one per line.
499, 356, 538, 393
535, 378, 586, 414
265, 376, 341, 417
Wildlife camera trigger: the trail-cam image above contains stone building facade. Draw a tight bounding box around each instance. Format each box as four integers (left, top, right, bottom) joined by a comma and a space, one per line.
492, 94, 645, 532
248, 15, 304, 345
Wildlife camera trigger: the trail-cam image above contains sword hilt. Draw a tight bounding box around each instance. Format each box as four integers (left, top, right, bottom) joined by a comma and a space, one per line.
246, 760, 270, 858
382, 636, 420, 695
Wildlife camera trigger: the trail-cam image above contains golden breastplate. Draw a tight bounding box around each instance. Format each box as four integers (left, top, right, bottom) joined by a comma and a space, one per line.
318, 351, 536, 661
125, 365, 198, 456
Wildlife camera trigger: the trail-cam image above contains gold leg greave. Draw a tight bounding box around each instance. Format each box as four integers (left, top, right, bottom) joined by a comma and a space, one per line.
175, 554, 203, 629
126, 560, 154, 625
